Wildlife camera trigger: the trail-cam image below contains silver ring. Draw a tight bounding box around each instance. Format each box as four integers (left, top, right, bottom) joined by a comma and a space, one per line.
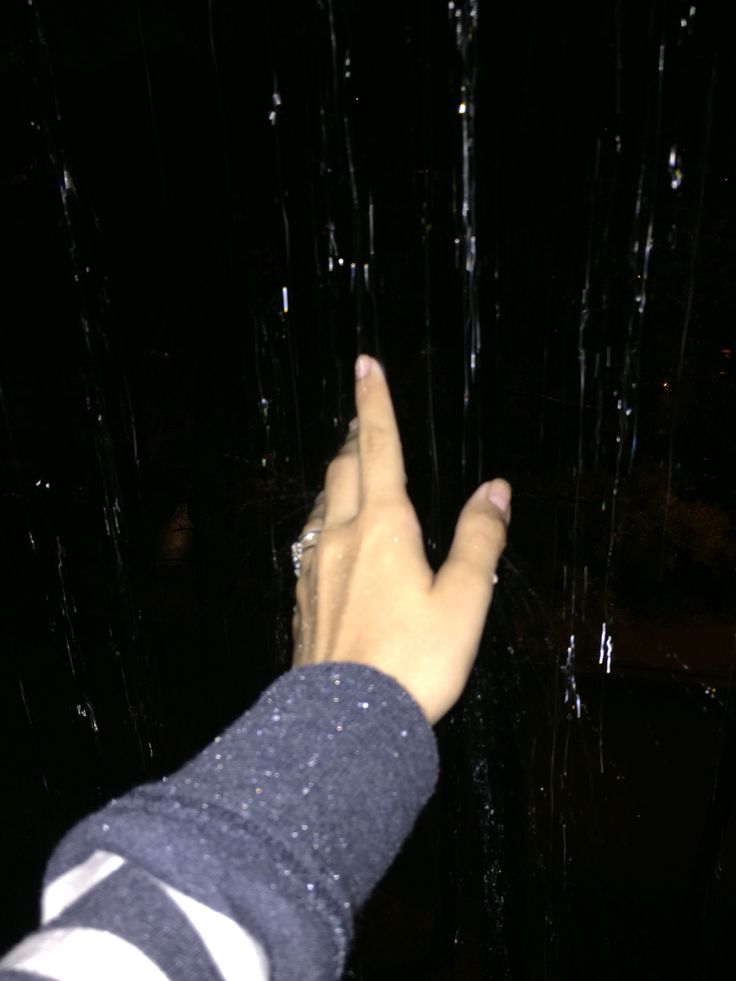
291, 529, 321, 578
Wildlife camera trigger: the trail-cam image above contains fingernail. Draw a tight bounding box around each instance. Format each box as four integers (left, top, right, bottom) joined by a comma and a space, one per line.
355, 355, 371, 380
348, 417, 358, 433
487, 482, 511, 517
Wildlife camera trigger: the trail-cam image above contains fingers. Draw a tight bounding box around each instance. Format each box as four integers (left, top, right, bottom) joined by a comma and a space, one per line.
323, 421, 360, 527
354, 355, 407, 505
432, 478, 511, 643
295, 421, 359, 590
301, 489, 325, 534
315, 354, 406, 527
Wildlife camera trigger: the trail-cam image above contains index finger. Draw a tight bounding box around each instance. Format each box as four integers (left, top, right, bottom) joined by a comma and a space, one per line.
354, 355, 407, 504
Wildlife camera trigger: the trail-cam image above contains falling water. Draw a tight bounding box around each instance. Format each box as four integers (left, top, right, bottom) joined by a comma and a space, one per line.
1, 1, 734, 977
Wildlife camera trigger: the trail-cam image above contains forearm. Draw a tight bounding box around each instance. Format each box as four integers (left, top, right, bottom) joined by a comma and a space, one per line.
1, 663, 438, 981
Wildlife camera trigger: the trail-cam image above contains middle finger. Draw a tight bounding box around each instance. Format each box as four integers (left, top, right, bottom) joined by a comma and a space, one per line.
323, 420, 360, 528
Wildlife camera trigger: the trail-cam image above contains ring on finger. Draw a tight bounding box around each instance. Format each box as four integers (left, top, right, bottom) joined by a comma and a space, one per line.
291, 528, 321, 578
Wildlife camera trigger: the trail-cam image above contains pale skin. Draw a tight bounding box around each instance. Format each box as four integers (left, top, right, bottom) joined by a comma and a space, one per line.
291, 354, 511, 726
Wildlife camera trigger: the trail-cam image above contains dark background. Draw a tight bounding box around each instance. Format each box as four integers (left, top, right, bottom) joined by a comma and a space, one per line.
1, 1, 735, 978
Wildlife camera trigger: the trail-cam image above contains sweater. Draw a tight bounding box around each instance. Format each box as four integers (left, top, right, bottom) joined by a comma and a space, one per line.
0, 663, 439, 980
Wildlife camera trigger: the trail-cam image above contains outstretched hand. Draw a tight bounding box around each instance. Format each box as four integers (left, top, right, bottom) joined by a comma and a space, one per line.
291, 354, 510, 725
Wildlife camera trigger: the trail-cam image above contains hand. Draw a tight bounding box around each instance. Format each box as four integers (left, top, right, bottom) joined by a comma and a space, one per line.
291, 354, 511, 725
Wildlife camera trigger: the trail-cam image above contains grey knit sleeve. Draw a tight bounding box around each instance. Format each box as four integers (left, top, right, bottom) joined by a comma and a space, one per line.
30, 663, 439, 981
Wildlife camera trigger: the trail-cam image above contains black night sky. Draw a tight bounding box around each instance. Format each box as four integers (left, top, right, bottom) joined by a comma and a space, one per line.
1, 1, 736, 978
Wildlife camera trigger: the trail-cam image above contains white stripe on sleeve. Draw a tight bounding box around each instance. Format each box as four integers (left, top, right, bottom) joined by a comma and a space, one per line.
25, 850, 270, 980
155, 878, 270, 981
42, 850, 126, 924
0, 927, 172, 981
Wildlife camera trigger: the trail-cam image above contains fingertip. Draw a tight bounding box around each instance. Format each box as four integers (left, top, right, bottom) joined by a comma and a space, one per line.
355, 354, 371, 380
354, 354, 385, 383
485, 479, 512, 523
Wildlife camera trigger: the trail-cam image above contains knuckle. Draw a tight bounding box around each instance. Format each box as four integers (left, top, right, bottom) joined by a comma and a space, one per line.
459, 513, 506, 565
452, 559, 487, 591
361, 497, 420, 538
324, 454, 350, 487
362, 423, 391, 458
324, 458, 340, 486
480, 529, 506, 563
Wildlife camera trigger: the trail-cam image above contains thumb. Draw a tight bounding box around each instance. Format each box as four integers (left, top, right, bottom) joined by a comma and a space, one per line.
432, 479, 511, 645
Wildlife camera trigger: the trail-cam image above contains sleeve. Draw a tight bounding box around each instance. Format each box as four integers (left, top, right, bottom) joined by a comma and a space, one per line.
0, 663, 439, 981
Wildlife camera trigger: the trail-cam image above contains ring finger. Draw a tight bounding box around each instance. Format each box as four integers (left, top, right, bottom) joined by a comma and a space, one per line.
294, 490, 325, 583
294, 420, 358, 591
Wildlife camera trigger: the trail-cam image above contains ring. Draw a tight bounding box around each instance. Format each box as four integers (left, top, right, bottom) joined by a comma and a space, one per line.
291, 529, 321, 578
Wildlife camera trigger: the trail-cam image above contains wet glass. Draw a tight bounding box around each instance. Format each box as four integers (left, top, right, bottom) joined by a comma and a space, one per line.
1, 1, 734, 977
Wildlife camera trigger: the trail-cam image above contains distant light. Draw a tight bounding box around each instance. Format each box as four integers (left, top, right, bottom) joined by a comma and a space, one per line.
282, 286, 289, 314
458, 102, 467, 115
668, 146, 683, 190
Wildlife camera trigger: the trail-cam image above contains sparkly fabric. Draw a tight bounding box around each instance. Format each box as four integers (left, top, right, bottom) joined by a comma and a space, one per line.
40, 663, 439, 980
